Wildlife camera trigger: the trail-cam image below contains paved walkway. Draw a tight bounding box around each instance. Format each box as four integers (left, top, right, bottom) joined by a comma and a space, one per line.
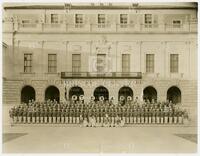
2, 124, 197, 153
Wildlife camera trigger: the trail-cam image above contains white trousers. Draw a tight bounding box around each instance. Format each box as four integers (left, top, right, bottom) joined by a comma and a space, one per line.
53, 117, 56, 123
49, 117, 52, 123
174, 117, 177, 124
19, 116, 22, 123
23, 116, 26, 123
44, 117, 48, 123
152, 117, 156, 123
149, 117, 152, 124
27, 117, 31, 123
137, 117, 140, 124
164, 117, 168, 124
40, 117, 44, 123
141, 117, 144, 124
156, 117, 160, 124
145, 117, 148, 124
169, 117, 173, 124
36, 117, 40, 123
65, 117, 68, 123
160, 117, 164, 124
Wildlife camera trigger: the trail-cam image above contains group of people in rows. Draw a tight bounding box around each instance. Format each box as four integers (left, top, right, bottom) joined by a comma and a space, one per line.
9, 95, 190, 127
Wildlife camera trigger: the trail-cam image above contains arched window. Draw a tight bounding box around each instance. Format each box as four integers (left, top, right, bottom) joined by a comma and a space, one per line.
21, 85, 35, 104
45, 86, 60, 103
94, 86, 109, 101
167, 86, 181, 104
69, 86, 84, 100
118, 86, 133, 101
143, 86, 157, 102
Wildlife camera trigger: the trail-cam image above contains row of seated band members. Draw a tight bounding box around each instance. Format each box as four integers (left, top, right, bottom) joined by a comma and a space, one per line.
9, 100, 189, 125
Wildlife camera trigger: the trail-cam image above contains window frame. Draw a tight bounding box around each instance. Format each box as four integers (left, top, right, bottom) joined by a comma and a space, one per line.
122, 54, 130, 73
120, 14, 128, 28
50, 14, 59, 24
96, 54, 106, 73
72, 54, 81, 73
146, 54, 155, 73
24, 53, 32, 73
172, 19, 182, 28
170, 54, 179, 73
97, 14, 106, 28
48, 54, 57, 73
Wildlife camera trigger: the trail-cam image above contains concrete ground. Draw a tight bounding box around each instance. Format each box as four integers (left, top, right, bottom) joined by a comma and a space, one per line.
2, 105, 197, 153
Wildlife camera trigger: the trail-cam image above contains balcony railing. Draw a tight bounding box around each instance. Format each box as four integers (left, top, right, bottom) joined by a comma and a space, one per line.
3, 21, 197, 33
61, 72, 142, 79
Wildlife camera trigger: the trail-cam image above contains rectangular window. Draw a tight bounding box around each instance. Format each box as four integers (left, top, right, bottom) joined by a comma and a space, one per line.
24, 53, 32, 73
72, 54, 81, 73
120, 14, 128, 28
48, 54, 57, 73
75, 14, 83, 28
51, 14, 59, 23
173, 20, 181, 28
97, 54, 106, 73
122, 54, 130, 73
98, 14, 106, 28
146, 54, 154, 73
144, 14, 152, 28
170, 54, 179, 73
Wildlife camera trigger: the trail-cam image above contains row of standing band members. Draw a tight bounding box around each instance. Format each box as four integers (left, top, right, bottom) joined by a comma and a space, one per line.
9, 98, 189, 125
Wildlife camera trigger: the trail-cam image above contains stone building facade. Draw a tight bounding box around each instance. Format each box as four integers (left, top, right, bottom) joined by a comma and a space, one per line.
2, 3, 197, 120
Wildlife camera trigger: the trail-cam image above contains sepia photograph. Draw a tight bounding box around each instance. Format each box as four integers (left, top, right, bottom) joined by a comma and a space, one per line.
1, 0, 198, 154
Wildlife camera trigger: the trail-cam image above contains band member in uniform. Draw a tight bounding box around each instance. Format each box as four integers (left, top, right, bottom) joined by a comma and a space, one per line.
152, 109, 156, 124
148, 110, 152, 124
13, 107, 18, 124
122, 107, 126, 124
115, 115, 121, 127
36, 109, 40, 124
137, 108, 141, 124
23, 108, 27, 124
169, 109, 173, 124
144, 109, 148, 124
160, 109, 164, 124
178, 110, 183, 124
79, 114, 83, 126
103, 114, 110, 127
32, 109, 36, 124
9, 108, 14, 125
43, 108, 47, 124
91, 115, 96, 127
48, 108, 52, 123
140, 108, 144, 124
57, 109, 61, 123
164, 110, 169, 124
65, 107, 69, 124
60, 109, 65, 124
53, 108, 57, 124
27, 110, 31, 124
40, 109, 44, 123
156, 109, 160, 124
133, 109, 137, 124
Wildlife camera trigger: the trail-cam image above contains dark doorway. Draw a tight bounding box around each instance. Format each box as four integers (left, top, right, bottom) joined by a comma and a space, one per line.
21, 86, 35, 104
45, 86, 60, 102
94, 86, 109, 101
118, 86, 133, 101
69, 86, 84, 100
167, 86, 181, 104
143, 86, 157, 102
